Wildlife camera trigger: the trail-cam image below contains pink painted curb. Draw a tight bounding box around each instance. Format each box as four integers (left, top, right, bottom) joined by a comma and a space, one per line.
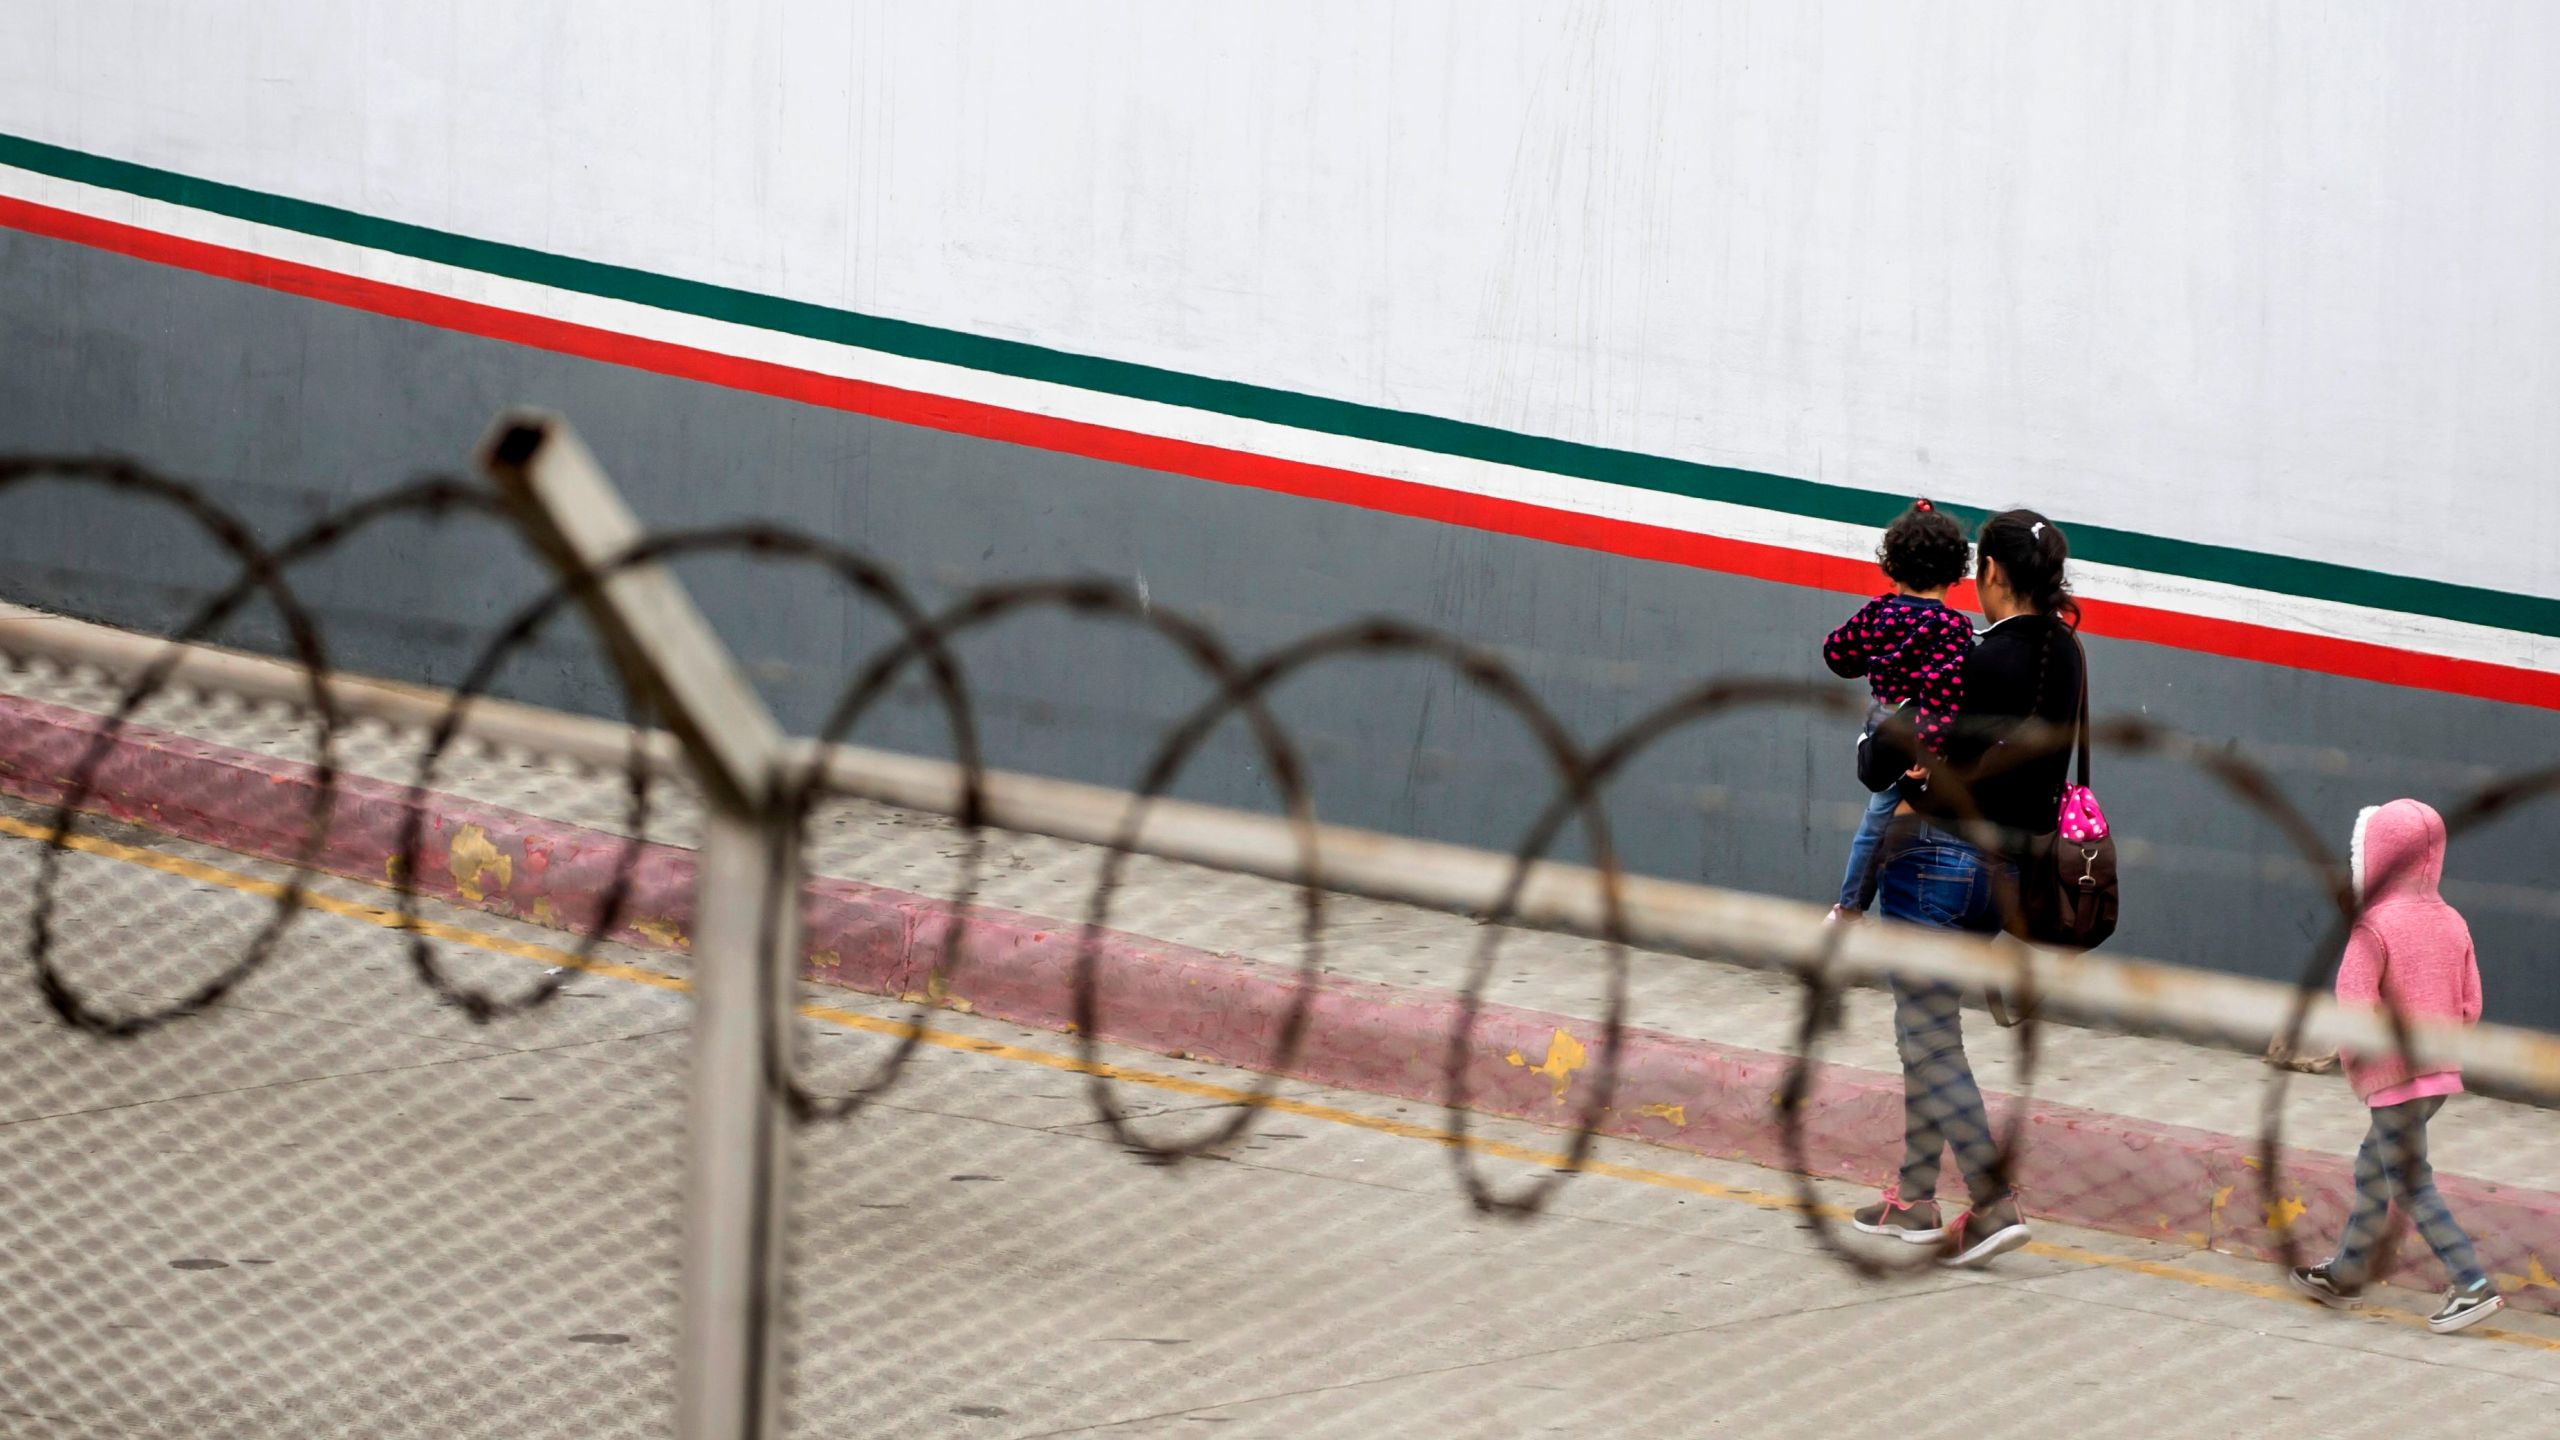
2, 691, 2554, 1311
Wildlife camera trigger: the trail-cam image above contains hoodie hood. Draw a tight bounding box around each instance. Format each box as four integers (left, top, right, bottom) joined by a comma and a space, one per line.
2352, 798, 2446, 905
2336, 797, 2477, 1101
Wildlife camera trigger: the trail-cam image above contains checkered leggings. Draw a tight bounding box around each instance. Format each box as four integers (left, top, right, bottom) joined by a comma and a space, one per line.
1891, 979, 2006, 1207
2332, 1095, 2487, 1290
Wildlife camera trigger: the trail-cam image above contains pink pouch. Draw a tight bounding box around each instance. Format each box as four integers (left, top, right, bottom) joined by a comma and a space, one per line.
2059, 783, 2110, 844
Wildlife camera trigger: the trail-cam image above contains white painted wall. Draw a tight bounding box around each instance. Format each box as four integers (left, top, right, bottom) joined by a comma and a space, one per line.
5, 0, 2555, 598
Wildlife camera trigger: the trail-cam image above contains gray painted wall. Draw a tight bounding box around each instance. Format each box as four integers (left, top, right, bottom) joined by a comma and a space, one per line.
5, 228, 2555, 1029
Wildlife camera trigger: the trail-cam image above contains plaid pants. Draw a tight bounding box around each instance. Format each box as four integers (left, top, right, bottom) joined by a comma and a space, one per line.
1877, 823, 2008, 1207
1890, 980, 2003, 1206
2331, 1095, 2487, 1290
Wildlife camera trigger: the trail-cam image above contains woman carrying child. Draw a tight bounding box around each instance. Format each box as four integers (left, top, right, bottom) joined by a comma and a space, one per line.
1849, 509, 2080, 1267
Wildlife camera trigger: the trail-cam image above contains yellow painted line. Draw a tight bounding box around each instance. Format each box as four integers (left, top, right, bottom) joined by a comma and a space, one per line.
0, 812, 691, 996
13, 809, 2559, 1353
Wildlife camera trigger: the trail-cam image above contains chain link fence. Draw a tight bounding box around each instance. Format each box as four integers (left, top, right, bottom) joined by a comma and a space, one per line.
1, 419, 2556, 1438
0, 651, 693, 1437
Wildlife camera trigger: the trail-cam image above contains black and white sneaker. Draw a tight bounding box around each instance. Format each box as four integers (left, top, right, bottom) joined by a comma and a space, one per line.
2288, 1264, 2360, 1309
2428, 1281, 2504, 1335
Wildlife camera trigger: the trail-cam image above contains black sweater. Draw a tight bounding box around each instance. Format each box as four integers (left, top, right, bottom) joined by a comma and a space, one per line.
1907, 613, 2084, 842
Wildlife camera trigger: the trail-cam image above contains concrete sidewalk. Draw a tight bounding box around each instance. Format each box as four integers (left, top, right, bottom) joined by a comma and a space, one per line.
8, 799, 2555, 1437
2, 650, 2557, 1314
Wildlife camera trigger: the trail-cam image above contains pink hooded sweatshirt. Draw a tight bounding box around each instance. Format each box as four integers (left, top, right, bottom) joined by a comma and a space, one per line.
2338, 798, 2482, 1106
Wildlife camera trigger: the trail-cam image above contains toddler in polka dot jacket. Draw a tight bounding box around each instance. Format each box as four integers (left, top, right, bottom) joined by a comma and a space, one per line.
1822, 500, 1975, 916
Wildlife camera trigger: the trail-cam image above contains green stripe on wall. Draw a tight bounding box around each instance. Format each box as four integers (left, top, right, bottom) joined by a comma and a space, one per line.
5, 130, 2555, 643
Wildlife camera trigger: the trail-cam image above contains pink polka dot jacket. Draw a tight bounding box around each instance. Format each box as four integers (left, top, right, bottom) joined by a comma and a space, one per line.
1821, 594, 1972, 752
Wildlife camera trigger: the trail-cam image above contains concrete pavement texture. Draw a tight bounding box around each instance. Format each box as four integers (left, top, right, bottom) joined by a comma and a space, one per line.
3, 652, 2558, 1314
2, 798, 2558, 1439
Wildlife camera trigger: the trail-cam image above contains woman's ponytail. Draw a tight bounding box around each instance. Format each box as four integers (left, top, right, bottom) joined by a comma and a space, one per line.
1976, 509, 2078, 628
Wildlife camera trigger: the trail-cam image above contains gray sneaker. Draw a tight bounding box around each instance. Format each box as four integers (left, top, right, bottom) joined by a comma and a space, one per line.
2428, 1280, 2504, 1335
1850, 1188, 1944, 1243
1941, 1195, 2031, 1268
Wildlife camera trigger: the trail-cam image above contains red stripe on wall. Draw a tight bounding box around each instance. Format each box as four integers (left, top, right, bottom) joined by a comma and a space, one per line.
5, 193, 2554, 711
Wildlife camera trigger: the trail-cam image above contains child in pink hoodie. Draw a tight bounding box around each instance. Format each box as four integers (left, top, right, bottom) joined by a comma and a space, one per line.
2289, 798, 2504, 1333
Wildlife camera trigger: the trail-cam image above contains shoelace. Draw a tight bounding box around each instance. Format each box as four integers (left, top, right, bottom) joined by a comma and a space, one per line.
1875, 1185, 1941, 1228
1947, 1188, 2027, 1249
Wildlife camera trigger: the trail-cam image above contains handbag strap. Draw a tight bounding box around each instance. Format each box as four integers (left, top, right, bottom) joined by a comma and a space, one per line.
2069, 629, 2092, 788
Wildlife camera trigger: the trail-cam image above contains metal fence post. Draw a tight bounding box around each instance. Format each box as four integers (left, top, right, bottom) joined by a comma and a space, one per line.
681, 809, 801, 1438
480, 411, 795, 1440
